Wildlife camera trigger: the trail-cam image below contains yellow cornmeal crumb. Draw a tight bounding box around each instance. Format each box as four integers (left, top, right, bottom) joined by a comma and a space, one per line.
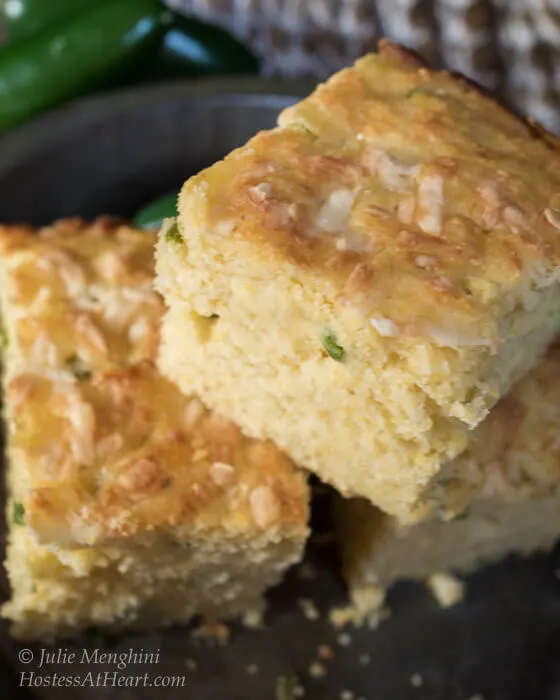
427, 573, 465, 608
350, 584, 385, 620
337, 335, 560, 607
242, 608, 264, 628
328, 606, 358, 628
317, 644, 335, 660
191, 621, 231, 645
337, 633, 352, 647
156, 41, 560, 523
0, 219, 309, 641
328, 585, 389, 629
298, 598, 320, 621
308, 662, 326, 679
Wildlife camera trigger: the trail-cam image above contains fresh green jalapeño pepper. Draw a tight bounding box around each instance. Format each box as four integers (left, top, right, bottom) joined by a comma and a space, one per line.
154, 12, 259, 78
0, 0, 171, 130
134, 191, 179, 230
2, 0, 97, 41
3, 0, 259, 77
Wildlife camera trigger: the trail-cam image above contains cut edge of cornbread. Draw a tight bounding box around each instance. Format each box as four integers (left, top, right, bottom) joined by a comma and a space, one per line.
335, 334, 560, 615
336, 491, 560, 619
3, 497, 304, 641
4, 426, 308, 641
156, 247, 560, 523
156, 41, 560, 521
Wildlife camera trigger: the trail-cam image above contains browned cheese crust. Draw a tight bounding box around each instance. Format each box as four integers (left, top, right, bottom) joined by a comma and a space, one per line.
0, 219, 308, 547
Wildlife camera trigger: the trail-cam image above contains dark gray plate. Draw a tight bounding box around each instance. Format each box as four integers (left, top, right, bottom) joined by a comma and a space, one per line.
1, 80, 560, 700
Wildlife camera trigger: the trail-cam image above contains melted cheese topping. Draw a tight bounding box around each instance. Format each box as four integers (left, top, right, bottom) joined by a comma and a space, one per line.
0, 219, 308, 547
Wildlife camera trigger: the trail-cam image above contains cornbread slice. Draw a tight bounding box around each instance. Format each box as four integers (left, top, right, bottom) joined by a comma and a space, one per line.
156, 40, 560, 522
336, 338, 560, 610
0, 219, 309, 640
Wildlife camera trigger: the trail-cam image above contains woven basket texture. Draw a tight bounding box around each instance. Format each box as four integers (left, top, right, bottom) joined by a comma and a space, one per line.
168, 0, 560, 133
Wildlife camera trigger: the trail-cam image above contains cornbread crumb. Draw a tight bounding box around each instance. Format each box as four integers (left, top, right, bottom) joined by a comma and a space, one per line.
410, 673, 424, 688
191, 621, 231, 646
308, 662, 326, 679
351, 584, 385, 621
247, 664, 259, 675
328, 606, 356, 628
242, 608, 264, 629
358, 653, 371, 666
337, 633, 352, 647
340, 691, 354, 700
328, 588, 388, 629
427, 573, 465, 608
298, 598, 320, 621
317, 644, 335, 660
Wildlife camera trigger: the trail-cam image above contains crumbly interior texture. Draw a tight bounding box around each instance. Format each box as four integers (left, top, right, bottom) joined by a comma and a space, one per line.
337, 494, 560, 611
4, 506, 299, 641
0, 219, 309, 640
336, 337, 560, 605
156, 41, 560, 522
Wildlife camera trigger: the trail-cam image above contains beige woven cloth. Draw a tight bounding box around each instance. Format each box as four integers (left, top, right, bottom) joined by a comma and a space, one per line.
168, 0, 560, 134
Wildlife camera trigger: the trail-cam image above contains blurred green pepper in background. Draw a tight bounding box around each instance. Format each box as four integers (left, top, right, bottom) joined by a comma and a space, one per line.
0, 0, 169, 130
3, 0, 97, 41
147, 14, 259, 78
134, 191, 178, 230
0, 0, 260, 131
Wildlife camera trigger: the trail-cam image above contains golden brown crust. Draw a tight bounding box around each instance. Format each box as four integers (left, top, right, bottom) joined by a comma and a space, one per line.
0, 218, 163, 370
181, 40, 560, 347
18, 364, 308, 543
378, 38, 427, 68
1, 220, 309, 546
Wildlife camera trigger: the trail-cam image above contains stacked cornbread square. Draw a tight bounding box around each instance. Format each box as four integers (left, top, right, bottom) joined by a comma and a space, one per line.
336, 337, 560, 608
0, 219, 309, 640
155, 40, 560, 524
